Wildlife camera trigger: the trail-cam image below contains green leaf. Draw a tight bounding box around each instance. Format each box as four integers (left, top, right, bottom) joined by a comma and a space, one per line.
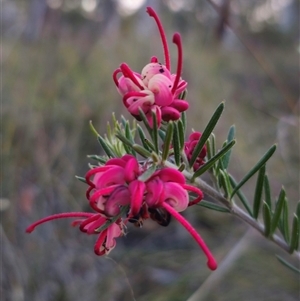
192, 140, 236, 180
138, 108, 152, 136
89, 120, 100, 137
115, 132, 133, 148
162, 122, 174, 162
281, 197, 290, 243
206, 138, 212, 160
218, 170, 232, 198
264, 174, 272, 210
270, 188, 286, 235
210, 133, 216, 157
253, 165, 266, 219
289, 214, 299, 253
151, 111, 159, 153
276, 255, 300, 274
97, 135, 116, 158
158, 129, 166, 141
229, 175, 253, 216
181, 111, 187, 133
230, 144, 277, 199
132, 144, 152, 158
173, 122, 181, 166
262, 201, 272, 237
177, 120, 185, 150
138, 164, 157, 182
137, 125, 152, 152
222, 125, 235, 169
198, 200, 230, 213
75, 176, 87, 184
189, 102, 225, 168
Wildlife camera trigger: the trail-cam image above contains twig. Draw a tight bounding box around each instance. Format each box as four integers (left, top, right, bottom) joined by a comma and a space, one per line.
165, 161, 300, 259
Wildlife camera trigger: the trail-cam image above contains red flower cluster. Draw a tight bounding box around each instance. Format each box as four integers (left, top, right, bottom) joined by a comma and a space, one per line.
185, 132, 207, 170
113, 7, 189, 127
26, 155, 217, 270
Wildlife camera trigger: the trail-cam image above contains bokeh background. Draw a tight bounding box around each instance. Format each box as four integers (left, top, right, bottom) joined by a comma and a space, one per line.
2, 0, 299, 300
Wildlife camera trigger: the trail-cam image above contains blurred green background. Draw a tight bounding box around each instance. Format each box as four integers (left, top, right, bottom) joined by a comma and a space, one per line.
2, 0, 299, 300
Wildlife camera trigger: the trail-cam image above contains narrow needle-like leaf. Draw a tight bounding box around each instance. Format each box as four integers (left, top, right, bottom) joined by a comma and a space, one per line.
189, 102, 225, 168
151, 111, 159, 153
253, 165, 266, 219
281, 197, 290, 243
264, 174, 272, 210
158, 129, 166, 141
137, 125, 151, 152
262, 201, 272, 237
138, 108, 152, 136
132, 144, 152, 158
218, 170, 231, 198
289, 214, 299, 253
173, 122, 181, 166
162, 122, 174, 162
206, 139, 212, 160
181, 111, 187, 133
177, 120, 185, 150
192, 140, 236, 180
270, 188, 286, 235
97, 135, 116, 158
222, 125, 235, 169
230, 145, 277, 199
75, 176, 87, 184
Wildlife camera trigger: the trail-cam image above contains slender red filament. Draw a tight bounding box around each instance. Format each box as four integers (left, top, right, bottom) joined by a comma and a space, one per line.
162, 202, 218, 270
26, 212, 94, 233
146, 6, 171, 70
171, 33, 183, 95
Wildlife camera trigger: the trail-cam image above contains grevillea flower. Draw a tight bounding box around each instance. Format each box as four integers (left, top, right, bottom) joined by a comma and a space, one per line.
85, 154, 145, 218
26, 212, 125, 255
185, 132, 207, 170
113, 7, 189, 127
27, 154, 217, 270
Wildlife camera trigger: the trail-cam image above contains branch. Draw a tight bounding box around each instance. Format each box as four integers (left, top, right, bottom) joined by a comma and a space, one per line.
165, 161, 300, 259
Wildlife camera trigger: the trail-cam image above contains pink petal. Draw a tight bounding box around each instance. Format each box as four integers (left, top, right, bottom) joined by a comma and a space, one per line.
145, 177, 164, 207
169, 99, 189, 112
124, 157, 140, 182
148, 74, 173, 106
161, 182, 188, 212
161, 106, 181, 121
105, 222, 123, 251
95, 166, 125, 188
104, 186, 130, 216
124, 91, 155, 115
128, 180, 146, 217
156, 168, 186, 184
141, 63, 171, 86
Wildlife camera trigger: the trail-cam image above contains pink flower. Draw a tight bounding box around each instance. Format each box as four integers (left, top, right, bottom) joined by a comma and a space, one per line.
85, 155, 145, 218
113, 7, 189, 127
26, 212, 125, 256
185, 132, 207, 170
27, 155, 217, 270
